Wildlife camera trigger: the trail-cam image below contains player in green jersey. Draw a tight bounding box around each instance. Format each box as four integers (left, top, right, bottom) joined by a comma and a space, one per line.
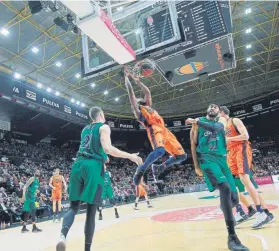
21, 170, 42, 233
98, 164, 119, 220
56, 106, 142, 251
187, 104, 249, 251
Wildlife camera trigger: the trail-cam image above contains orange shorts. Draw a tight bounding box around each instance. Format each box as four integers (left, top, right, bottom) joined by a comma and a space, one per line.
227, 142, 252, 176
147, 127, 185, 156
136, 186, 147, 198
52, 190, 62, 201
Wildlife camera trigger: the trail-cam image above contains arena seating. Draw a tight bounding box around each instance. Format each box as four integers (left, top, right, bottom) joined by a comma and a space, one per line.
0, 137, 279, 230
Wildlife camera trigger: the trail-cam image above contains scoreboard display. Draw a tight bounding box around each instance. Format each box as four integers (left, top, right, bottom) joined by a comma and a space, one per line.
175, 0, 232, 48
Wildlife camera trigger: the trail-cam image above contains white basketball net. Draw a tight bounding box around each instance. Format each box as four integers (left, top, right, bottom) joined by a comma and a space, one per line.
125, 58, 156, 78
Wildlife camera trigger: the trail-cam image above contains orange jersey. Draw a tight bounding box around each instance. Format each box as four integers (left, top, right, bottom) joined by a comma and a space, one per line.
137, 182, 147, 197
52, 175, 63, 190
226, 118, 250, 150
139, 105, 165, 129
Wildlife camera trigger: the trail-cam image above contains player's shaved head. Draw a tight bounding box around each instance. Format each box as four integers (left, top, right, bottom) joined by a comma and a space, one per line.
89, 106, 103, 121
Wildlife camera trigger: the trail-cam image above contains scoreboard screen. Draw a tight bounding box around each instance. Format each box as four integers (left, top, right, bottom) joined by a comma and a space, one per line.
176, 1, 232, 48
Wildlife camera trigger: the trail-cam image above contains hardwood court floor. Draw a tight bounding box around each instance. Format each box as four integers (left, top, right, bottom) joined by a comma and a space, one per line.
1, 184, 279, 251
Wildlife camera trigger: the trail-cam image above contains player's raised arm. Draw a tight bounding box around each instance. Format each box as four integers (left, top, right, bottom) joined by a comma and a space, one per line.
134, 78, 152, 107
100, 124, 142, 165
227, 118, 249, 142
124, 75, 140, 118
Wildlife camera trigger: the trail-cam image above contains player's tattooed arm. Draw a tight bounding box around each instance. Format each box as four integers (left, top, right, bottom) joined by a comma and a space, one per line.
190, 125, 203, 177
227, 118, 249, 142
134, 79, 152, 107
22, 177, 35, 202
124, 76, 140, 118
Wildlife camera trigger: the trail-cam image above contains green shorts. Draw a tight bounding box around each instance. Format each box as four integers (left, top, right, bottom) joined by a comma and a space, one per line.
69, 156, 104, 205
198, 154, 237, 193
235, 172, 259, 192
102, 185, 114, 199
23, 199, 36, 213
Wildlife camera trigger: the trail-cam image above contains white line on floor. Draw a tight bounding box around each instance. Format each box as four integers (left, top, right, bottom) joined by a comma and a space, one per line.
246, 232, 268, 251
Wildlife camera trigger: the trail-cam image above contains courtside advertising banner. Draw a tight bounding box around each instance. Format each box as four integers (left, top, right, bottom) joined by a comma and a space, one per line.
254, 176, 273, 185
272, 175, 279, 184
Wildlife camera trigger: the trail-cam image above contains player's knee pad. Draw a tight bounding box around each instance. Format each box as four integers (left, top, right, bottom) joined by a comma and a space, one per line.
153, 147, 165, 158
70, 201, 80, 214
231, 192, 239, 207
218, 182, 231, 195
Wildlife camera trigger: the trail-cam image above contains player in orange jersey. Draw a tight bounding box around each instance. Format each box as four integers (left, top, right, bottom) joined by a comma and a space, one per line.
220, 106, 271, 229
124, 69, 187, 186
49, 168, 67, 222
134, 177, 152, 210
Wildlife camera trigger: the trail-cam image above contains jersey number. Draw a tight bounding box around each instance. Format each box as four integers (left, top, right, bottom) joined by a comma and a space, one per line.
80, 134, 91, 149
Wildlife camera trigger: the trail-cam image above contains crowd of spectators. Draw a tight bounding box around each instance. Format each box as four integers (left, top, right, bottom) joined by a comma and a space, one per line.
0, 136, 279, 230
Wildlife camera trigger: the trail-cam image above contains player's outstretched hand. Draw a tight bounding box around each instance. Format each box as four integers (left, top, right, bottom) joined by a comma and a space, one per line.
128, 153, 143, 166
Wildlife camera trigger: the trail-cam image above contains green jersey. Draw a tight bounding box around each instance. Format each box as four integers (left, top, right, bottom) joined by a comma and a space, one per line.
26, 176, 39, 200
78, 122, 108, 162
196, 117, 227, 156
104, 171, 112, 186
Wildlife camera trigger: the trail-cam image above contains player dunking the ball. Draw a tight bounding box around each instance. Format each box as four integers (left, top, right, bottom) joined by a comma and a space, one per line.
124, 69, 187, 186
220, 106, 273, 228
134, 177, 152, 210
187, 104, 249, 251
98, 164, 119, 220
49, 168, 67, 223
56, 106, 142, 251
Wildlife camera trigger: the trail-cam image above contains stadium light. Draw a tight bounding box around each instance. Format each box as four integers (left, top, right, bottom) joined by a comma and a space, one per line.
246, 57, 252, 62
104, 90, 108, 95
55, 91, 60, 96
246, 44, 252, 49
13, 72, 21, 79
76, 100, 80, 105
247, 69, 252, 72
71, 98, 75, 103
117, 6, 123, 11
0, 28, 9, 36
245, 8, 251, 14
32, 47, 39, 54
56, 61, 62, 67
91, 83, 95, 88
179, 89, 183, 91
37, 83, 43, 88
245, 28, 252, 34
75, 73, 81, 78
81, 103, 85, 107
115, 97, 119, 101
47, 87, 52, 92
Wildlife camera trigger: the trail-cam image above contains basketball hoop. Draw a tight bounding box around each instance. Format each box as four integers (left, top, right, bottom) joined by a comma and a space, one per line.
125, 59, 156, 78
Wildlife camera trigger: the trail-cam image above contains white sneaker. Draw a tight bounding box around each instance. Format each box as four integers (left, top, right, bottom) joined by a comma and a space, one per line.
235, 212, 249, 224
251, 212, 268, 229
56, 234, 66, 251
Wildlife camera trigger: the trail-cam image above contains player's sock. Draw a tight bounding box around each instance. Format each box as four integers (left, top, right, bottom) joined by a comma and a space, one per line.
264, 209, 271, 215
236, 204, 246, 215
84, 204, 97, 251
61, 201, 80, 238
248, 205, 254, 212
256, 205, 263, 213
217, 182, 236, 235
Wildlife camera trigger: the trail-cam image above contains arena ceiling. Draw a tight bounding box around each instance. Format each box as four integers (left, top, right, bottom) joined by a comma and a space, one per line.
0, 1, 278, 118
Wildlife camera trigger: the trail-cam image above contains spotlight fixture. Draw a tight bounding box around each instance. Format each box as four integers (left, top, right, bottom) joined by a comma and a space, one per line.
32, 47, 39, 53
37, 83, 43, 88
0, 28, 9, 36
14, 72, 21, 79
245, 28, 252, 34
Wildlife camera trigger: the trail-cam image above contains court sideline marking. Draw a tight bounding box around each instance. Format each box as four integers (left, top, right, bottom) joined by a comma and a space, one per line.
246, 232, 268, 251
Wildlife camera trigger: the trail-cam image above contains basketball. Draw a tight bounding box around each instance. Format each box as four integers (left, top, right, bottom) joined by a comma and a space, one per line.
138, 59, 156, 78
